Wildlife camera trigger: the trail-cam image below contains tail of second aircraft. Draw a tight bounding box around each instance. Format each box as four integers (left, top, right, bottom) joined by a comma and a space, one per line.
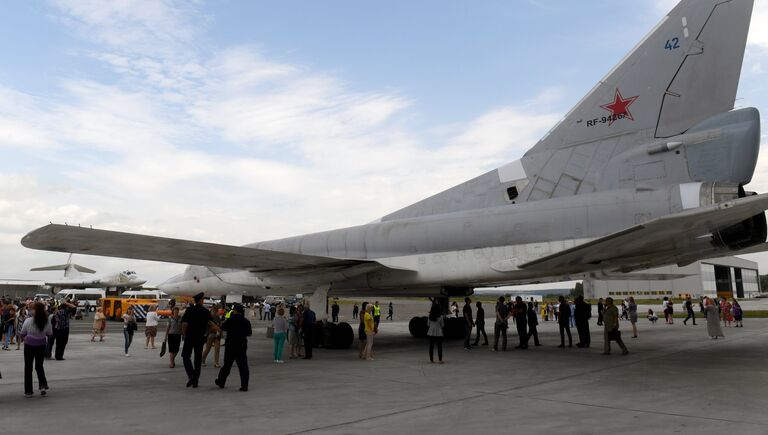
382, 0, 756, 221
30, 253, 97, 278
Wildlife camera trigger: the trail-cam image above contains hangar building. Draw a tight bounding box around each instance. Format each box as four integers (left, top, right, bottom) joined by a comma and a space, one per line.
583, 256, 760, 300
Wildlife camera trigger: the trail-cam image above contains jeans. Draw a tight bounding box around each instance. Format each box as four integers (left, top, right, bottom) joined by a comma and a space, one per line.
217, 347, 249, 389
493, 323, 507, 351
273, 332, 286, 360
123, 328, 134, 354
464, 323, 474, 348
473, 323, 488, 345
303, 328, 314, 359
684, 309, 696, 325
54, 328, 69, 360
24, 344, 48, 394
428, 336, 443, 361
182, 336, 205, 382
515, 319, 528, 348
3, 324, 13, 348
559, 323, 572, 346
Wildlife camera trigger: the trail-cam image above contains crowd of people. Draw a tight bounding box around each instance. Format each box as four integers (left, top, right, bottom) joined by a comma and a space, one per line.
0, 291, 753, 397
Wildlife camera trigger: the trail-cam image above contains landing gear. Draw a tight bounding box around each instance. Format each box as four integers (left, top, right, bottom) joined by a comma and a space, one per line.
408, 296, 465, 339
314, 321, 354, 349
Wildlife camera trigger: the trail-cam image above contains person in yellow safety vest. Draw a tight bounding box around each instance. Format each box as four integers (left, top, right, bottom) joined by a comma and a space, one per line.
373, 301, 381, 327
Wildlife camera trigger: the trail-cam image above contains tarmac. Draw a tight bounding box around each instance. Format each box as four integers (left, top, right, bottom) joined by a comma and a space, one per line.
1, 312, 767, 435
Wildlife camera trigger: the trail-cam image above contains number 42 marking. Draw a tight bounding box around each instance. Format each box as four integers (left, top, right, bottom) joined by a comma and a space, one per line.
665, 37, 680, 50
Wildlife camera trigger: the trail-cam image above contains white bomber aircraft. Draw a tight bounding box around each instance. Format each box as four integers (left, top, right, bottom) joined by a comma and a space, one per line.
21, 1, 768, 338
31, 254, 146, 291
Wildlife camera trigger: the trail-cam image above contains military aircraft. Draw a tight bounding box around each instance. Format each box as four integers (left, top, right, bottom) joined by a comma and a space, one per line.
21, 0, 766, 331
31, 253, 146, 290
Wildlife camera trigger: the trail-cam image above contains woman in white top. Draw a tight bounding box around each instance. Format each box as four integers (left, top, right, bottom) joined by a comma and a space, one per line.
427, 303, 445, 364
272, 306, 288, 363
144, 306, 160, 349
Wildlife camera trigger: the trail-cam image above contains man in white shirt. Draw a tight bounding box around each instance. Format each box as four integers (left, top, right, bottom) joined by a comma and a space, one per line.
145, 306, 160, 349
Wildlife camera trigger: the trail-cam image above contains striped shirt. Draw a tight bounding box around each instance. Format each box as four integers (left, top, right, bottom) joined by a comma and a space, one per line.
19, 317, 53, 347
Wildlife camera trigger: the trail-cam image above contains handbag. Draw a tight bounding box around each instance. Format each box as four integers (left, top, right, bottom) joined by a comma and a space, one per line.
607, 329, 621, 341
160, 340, 167, 357
129, 320, 138, 331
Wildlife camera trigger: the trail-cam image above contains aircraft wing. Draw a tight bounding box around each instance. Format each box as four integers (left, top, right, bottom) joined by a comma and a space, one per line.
21, 224, 383, 272
520, 193, 768, 272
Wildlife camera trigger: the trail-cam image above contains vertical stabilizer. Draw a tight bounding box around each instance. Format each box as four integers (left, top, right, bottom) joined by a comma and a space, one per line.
30, 254, 97, 278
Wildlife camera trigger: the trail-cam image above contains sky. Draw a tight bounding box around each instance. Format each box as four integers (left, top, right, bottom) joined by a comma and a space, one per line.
1, 0, 768, 287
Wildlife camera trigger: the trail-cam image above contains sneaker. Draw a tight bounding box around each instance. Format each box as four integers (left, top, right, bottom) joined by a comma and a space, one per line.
276, 360, 284, 364
40, 390, 47, 396
24, 392, 34, 398
125, 353, 130, 357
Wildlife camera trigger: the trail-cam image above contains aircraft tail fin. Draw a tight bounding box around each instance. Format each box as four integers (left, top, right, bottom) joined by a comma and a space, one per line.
30, 254, 97, 277
530, 0, 754, 151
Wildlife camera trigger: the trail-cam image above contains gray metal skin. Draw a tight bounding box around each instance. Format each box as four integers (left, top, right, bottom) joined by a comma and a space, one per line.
160, 0, 763, 298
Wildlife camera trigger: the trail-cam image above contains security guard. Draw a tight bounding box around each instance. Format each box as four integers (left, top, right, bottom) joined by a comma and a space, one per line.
372, 301, 381, 327
215, 304, 252, 391
181, 292, 218, 388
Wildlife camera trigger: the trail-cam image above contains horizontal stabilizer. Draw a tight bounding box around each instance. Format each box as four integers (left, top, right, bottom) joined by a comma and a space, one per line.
30, 263, 96, 274
22, 224, 386, 272
520, 193, 768, 272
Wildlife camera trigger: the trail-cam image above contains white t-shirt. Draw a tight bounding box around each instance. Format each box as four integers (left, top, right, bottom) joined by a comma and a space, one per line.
145, 311, 160, 327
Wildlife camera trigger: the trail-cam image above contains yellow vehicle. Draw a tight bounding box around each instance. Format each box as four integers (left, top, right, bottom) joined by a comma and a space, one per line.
100, 297, 172, 320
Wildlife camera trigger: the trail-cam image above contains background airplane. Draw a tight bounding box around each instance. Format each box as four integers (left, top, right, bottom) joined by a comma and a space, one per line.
30, 253, 146, 291
20, 0, 766, 330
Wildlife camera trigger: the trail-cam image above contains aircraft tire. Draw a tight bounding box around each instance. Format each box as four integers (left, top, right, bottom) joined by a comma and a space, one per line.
408, 316, 428, 338
331, 322, 354, 349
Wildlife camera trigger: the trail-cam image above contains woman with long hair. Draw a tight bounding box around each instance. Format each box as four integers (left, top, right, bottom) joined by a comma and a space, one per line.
272, 306, 288, 363
165, 307, 182, 368
123, 307, 136, 357
202, 304, 222, 368
427, 302, 445, 363
358, 302, 368, 359
19, 301, 52, 397
704, 297, 725, 339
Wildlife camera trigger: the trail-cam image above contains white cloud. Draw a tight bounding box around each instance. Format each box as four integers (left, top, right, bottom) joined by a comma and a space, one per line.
0, 0, 560, 285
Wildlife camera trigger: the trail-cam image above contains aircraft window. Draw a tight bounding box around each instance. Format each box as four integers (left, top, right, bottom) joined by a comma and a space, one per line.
507, 186, 519, 201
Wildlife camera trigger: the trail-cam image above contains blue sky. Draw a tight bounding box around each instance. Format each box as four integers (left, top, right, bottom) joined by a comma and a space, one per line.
1, 0, 767, 285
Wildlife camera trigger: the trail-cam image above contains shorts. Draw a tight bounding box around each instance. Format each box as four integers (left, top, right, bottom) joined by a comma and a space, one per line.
168, 334, 182, 353
145, 326, 158, 338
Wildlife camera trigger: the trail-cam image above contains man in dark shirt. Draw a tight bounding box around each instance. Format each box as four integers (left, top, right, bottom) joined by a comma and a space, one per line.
181, 293, 218, 388
574, 295, 591, 348
558, 296, 573, 348
596, 298, 604, 326
215, 304, 252, 391
513, 296, 529, 349
472, 301, 488, 346
493, 296, 509, 352
331, 301, 340, 323
462, 297, 474, 350
527, 302, 541, 346
302, 302, 317, 359
683, 296, 696, 325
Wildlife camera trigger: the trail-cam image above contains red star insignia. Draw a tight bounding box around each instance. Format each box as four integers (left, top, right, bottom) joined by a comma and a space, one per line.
600, 88, 638, 126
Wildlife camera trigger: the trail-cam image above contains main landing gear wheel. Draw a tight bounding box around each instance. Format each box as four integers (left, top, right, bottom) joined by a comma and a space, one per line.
314, 321, 354, 349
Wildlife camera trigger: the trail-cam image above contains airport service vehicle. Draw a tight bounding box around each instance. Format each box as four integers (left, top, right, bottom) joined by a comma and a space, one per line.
264, 296, 285, 305
56, 288, 105, 311
30, 254, 146, 290
100, 297, 169, 321
120, 290, 170, 300
22, 0, 768, 347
